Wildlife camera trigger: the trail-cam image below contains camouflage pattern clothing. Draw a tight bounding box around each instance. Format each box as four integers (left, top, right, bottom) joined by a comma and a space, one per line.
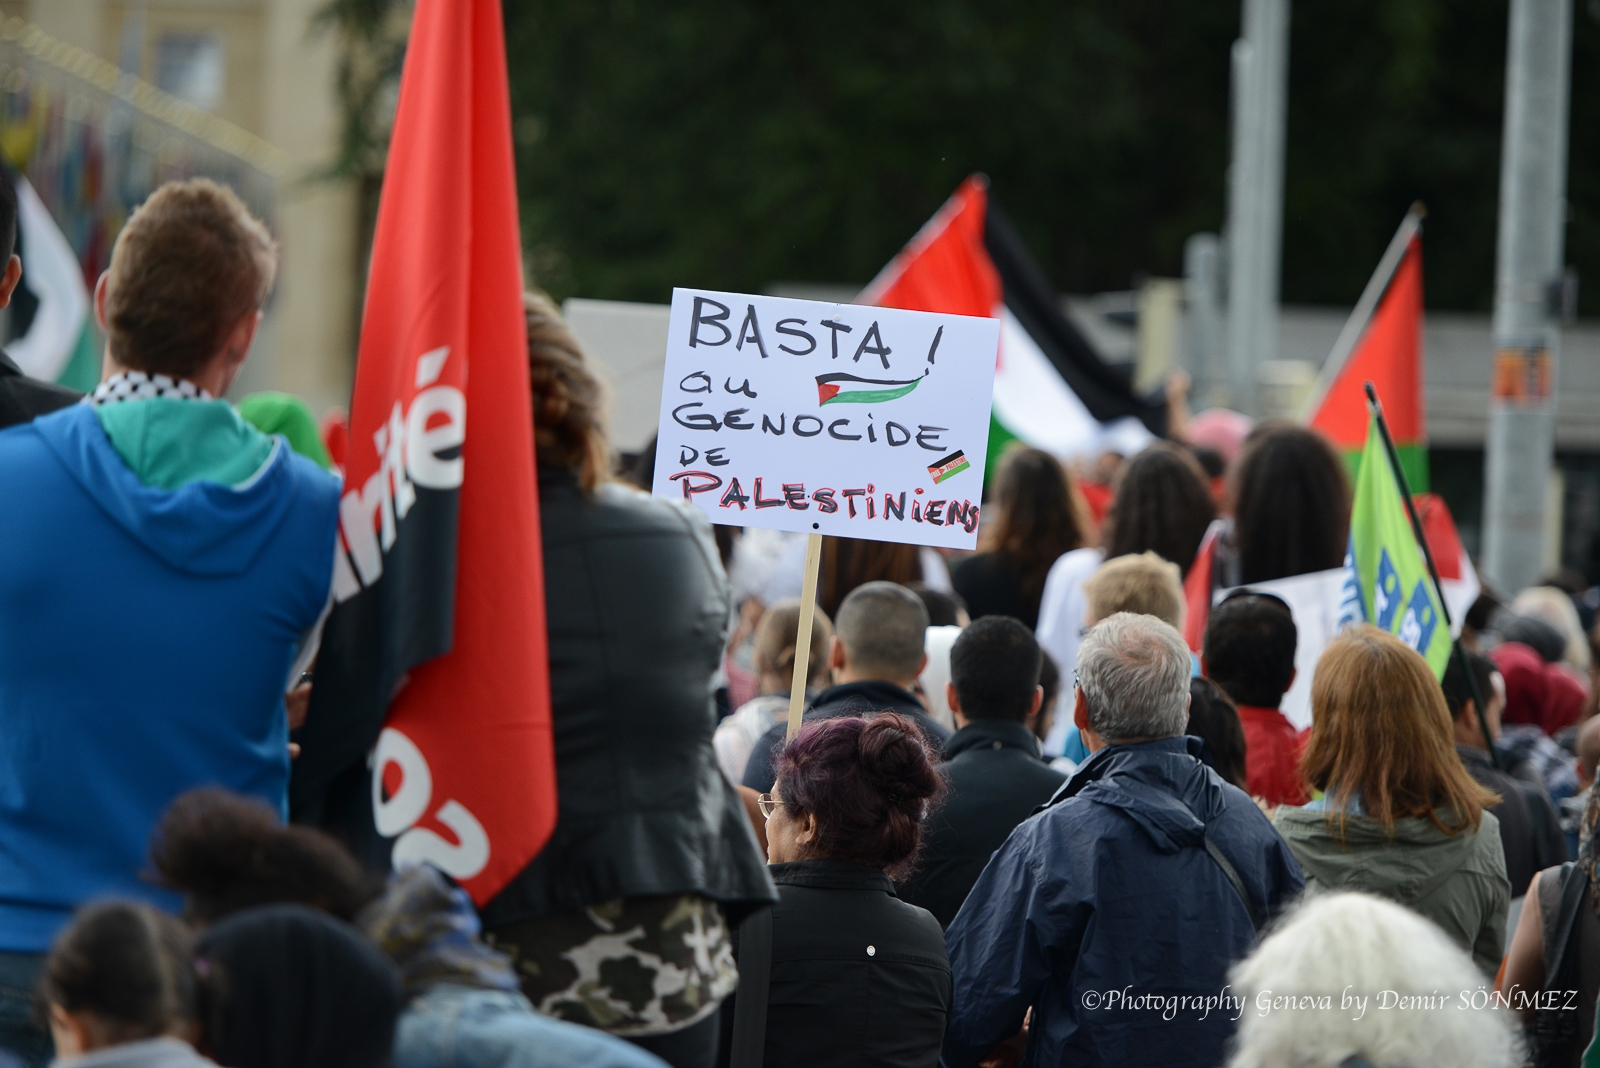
485, 894, 737, 1037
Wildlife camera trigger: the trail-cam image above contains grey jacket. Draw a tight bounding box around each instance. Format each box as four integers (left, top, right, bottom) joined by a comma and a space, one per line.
1274, 806, 1511, 975
53, 1037, 215, 1068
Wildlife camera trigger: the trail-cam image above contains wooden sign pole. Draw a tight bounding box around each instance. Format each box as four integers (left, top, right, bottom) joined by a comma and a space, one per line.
784, 534, 825, 740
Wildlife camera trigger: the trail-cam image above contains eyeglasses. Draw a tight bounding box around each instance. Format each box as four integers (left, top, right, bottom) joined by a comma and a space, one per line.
1073, 668, 1081, 690
757, 793, 785, 819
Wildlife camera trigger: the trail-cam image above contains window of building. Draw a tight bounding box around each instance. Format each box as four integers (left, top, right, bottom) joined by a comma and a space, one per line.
154, 32, 224, 111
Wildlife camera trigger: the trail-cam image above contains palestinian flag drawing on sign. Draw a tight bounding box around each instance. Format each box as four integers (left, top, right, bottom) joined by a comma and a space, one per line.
929, 450, 972, 484
861, 175, 1165, 485
816, 371, 927, 406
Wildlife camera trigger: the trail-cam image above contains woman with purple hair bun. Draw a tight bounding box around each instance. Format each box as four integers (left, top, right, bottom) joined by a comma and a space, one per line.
733, 713, 951, 1068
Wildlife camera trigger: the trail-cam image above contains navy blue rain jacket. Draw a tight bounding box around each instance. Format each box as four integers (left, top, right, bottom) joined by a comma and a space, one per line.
941, 736, 1304, 1068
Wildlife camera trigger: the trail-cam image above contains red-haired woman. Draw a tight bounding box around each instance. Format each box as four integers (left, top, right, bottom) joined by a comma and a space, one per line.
744, 713, 950, 1068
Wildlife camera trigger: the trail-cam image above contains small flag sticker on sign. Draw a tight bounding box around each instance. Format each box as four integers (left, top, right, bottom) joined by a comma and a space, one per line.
815, 371, 927, 406
928, 450, 971, 484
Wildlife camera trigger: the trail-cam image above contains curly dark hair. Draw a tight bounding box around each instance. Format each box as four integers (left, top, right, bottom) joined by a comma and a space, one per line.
1101, 442, 1215, 577
1231, 423, 1351, 583
149, 788, 378, 925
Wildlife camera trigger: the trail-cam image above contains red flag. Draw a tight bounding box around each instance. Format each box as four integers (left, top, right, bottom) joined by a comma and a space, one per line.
292, 0, 556, 904
1310, 236, 1426, 449
1183, 520, 1223, 652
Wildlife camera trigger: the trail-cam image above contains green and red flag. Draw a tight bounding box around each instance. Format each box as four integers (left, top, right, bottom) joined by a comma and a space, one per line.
1338, 413, 1452, 678
1307, 225, 1428, 491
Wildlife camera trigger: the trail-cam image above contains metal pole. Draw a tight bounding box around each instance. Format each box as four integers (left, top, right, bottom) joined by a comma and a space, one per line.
1483, 0, 1572, 594
1366, 383, 1502, 770
1183, 233, 1225, 405
1224, 0, 1290, 417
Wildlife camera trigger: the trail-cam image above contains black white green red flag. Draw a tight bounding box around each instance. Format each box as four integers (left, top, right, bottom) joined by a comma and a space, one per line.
860, 175, 1165, 483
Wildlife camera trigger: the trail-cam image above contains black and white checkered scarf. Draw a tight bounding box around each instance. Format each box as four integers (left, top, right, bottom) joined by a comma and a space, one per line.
88, 371, 214, 407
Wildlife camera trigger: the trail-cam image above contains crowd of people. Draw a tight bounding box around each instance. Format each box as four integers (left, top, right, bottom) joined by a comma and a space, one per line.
6, 175, 1600, 1068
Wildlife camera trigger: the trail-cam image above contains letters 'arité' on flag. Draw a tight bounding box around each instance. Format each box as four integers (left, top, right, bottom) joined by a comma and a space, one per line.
1337, 414, 1451, 678
290, 0, 556, 904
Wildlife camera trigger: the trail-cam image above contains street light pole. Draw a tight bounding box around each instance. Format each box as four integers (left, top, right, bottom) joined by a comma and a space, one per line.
1224, 0, 1290, 417
1483, 0, 1572, 594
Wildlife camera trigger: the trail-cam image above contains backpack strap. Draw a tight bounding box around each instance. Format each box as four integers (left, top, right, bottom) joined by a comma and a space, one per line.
1544, 862, 1589, 995
728, 906, 774, 1068
1204, 832, 1264, 933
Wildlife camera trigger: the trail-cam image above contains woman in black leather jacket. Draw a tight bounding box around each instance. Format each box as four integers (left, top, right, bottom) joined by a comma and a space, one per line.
479, 294, 776, 1068
737, 712, 951, 1068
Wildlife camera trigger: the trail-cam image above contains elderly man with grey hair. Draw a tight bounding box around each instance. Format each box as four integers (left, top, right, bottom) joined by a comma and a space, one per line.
942, 613, 1304, 1068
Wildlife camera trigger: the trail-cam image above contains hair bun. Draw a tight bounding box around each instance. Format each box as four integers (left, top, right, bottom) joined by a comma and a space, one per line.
855, 714, 940, 806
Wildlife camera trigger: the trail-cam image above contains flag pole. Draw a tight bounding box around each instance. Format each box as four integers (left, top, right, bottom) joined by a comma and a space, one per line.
1300, 205, 1426, 422
1364, 381, 1500, 768
785, 534, 825, 740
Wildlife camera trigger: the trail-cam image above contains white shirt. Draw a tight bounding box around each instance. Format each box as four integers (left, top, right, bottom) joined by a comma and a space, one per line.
1033, 546, 1104, 756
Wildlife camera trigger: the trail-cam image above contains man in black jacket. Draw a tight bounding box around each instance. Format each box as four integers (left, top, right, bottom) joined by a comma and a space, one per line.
899, 617, 1066, 927
0, 176, 81, 430
1445, 649, 1566, 898
741, 581, 950, 793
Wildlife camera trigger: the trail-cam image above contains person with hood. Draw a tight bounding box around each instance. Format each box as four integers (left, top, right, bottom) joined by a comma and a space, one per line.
943, 613, 1304, 1068
1274, 626, 1509, 976
0, 180, 338, 1060
194, 905, 401, 1068
741, 582, 950, 794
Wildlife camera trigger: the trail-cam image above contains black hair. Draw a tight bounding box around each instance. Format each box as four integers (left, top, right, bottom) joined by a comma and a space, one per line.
1441, 650, 1498, 722
38, 901, 197, 1042
1187, 677, 1249, 792
1203, 594, 1298, 708
1189, 445, 1226, 480
949, 616, 1042, 721
150, 788, 377, 925
910, 584, 967, 628
1033, 650, 1062, 743
1231, 423, 1351, 583
1103, 442, 1216, 577
1495, 613, 1566, 664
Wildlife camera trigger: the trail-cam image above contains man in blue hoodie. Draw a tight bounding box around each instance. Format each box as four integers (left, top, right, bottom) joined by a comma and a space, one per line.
0, 179, 338, 1063
942, 613, 1304, 1068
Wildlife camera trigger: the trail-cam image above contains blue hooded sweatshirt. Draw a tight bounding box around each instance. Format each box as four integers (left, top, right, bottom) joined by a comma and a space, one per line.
0, 403, 339, 951
941, 737, 1304, 1068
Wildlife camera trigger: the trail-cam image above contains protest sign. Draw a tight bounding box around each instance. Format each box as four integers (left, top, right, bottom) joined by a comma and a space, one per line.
652, 289, 1001, 551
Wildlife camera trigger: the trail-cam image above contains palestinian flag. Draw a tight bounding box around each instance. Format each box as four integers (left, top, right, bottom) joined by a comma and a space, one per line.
816, 370, 926, 406
860, 175, 1165, 485
4, 172, 100, 393
1305, 212, 1428, 491
929, 450, 972, 484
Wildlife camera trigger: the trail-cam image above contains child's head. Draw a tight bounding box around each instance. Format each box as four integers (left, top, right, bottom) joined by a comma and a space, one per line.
39, 901, 198, 1056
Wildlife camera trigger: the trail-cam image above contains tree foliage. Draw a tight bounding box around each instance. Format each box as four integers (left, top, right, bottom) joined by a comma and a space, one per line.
343, 0, 1600, 313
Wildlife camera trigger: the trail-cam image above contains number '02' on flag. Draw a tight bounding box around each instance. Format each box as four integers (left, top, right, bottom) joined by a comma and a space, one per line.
1337, 415, 1452, 678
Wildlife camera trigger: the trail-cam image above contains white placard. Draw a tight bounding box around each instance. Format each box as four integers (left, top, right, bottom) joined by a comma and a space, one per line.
651, 289, 1000, 549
